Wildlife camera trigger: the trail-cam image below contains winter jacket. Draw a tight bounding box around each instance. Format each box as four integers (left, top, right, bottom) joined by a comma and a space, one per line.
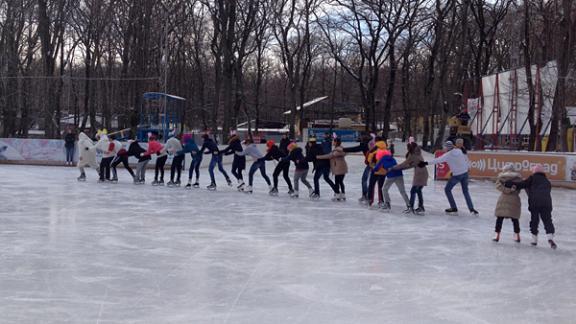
393, 147, 428, 186
96, 135, 116, 158
509, 173, 553, 212
143, 140, 165, 157
288, 147, 309, 170
77, 132, 97, 166
238, 143, 264, 160
263, 145, 286, 161
164, 137, 183, 156
374, 154, 402, 178
64, 132, 76, 148
318, 146, 348, 175
127, 141, 149, 162
306, 143, 330, 169
201, 138, 220, 155
321, 138, 332, 154
179, 139, 202, 159
495, 171, 523, 219
366, 141, 389, 175
428, 148, 469, 176
279, 137, 290, 155
222, 136, 243, 156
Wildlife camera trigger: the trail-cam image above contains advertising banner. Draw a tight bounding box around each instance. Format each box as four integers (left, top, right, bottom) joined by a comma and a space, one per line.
434, 150, 451, 180
307, 128, 359, 142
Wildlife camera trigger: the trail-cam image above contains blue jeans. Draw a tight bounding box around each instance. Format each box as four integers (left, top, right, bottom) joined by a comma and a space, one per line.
65, 146, 75, 162
188, 155, 202, 181
409, 186, 423, 208
248, 160, 271, 186
445, 172, 474, 210
361, 166, 371, 198
209, 154, 229, 184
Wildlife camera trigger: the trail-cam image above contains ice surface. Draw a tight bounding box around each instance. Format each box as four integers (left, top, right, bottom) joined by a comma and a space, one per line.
1, 155, 575, 324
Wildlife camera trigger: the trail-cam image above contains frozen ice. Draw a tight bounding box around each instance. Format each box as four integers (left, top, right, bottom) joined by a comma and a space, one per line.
0, 154, 575, 323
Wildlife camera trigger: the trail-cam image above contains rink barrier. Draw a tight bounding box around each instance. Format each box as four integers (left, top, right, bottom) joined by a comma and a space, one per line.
434, 150, 576, 189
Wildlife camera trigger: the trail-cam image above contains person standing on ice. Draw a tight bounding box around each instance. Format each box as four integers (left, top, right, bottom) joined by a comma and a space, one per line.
141, 134, 167, 186
419, 141, 479, 215
492, 164, 523, 243
279, 133, 291, 156
201, 133, 232, 190
391, 141, 428, 214
344, 133, 372, 203
76, 132, 99, 181
307, 137, 336, 199
504, 164, 557, 249
109, 135, 134, 183
366, 139, 389, 208
373, 148, 410, 212
179, 134, 202, 188
164, 134, 184, 187
221, 131, 246, 190
128, 139, 149, 184
262, 139, 294, 196
96, 134, 115, 183
286, 142, 313, 198
237, 138, 272, 193
317, 138, 348, 201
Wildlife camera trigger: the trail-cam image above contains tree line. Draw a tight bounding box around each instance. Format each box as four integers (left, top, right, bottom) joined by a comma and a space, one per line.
0, 0, 574, 151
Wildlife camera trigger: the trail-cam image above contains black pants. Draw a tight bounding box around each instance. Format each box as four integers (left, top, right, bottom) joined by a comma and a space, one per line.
170, 154, 184, 182
368, 174, 386, 204
409, 186, 424, 208
248, 160, 271, 186
99, 157, 113, 180
495, 217, 520, 233
273, 160, 293, 191
155, 155, 168, 181
334, 174, 345, 194
529, 208, 555, 235
231, 156, 245, 181
111, 155, 135, 179
313, 166, 336, 195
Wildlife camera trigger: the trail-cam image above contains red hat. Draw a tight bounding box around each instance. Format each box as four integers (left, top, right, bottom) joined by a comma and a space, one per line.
266, 140, 275, 148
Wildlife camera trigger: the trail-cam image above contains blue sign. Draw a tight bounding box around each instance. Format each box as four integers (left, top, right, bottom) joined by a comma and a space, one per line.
308, 128, 359, 142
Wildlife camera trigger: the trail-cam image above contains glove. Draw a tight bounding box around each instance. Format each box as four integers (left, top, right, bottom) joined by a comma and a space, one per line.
417, 161, 428, 168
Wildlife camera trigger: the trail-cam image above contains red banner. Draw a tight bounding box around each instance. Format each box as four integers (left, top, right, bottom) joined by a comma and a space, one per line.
434, 150, 451, 180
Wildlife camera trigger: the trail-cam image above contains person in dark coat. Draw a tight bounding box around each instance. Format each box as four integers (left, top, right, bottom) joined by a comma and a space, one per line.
201, 134, 232, 190
344, 133, 371, 202
279, 133, 291, 156
64, 127, 76, 165
505, 164, 557, 249
128, 140, 149, 184
286, 143, 312, 198
222, 133, 246, 189
262, 139, 293, 195
307, 137, 336, 199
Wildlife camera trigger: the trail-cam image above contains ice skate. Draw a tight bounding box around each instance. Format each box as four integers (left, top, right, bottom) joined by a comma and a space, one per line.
287, 189, 294, 196
269, 187, 278, 196
133, 178, 141, 185
331, 193, 341, 202
380, 202, 391, 212
167, 180, 176, 187
290, 191, 299, 199
243, 185, 253, 194
157, 180, 165, 186
548, 234, 557, 249
193, 182, 200, 188
513, 233, 521, 243
152, 179, 159, 186
309, 189, 319, 200
470, 209, 479, 216
185, 180, 192, 189
402, 206, 413, 214
97, 178, 106, 183
340, 193, 346, 201
445, 207, 458, 215
531, 234, 538, 246
227, 178, 233, 187
77, 173, 86, 182
175, 180, 181, 187
414, 206, 425, 215
206, 183, 217, 191
358, 196, 368, 205
492, 232, 501, 242
110, 177, 118, 183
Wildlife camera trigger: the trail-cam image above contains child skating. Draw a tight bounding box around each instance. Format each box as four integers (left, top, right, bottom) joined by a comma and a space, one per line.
318, 138, 348, 201
391, 142, 428, 214
493, 164, 523, 243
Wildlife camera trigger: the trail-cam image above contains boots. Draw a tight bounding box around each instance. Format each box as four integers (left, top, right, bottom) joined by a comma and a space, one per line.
492, 232, 501, 242
547, 234, 557, 249
513, 233, 521, 243
531, 234, 538, 246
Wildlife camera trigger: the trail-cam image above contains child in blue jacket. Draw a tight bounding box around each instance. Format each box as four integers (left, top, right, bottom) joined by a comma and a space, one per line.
373, 153, 410, 211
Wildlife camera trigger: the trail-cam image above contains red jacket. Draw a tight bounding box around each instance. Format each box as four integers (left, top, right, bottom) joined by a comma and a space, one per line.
143, 140, 163, 156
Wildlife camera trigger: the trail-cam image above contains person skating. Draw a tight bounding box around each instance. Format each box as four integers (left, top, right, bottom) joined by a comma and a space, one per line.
391, 142, 428, 214
222, 132, 246, 190
237, 138, 272, 193
141, 135, 167, 186
128, 139, 149, 184
76, 132, 99, 181
96, 134, 115, 182
318, 138, 348, 201
344, 133, 372, 204
419, 141, 479, 215
367, 141, 389, 209
374, 148, 410, 211
164, 134, 184, 187
262, 139, 293, 196
201, 134, 232, 190
179, 134, 202, 188
279, 133, 291, 156
505, 164, 557, 249
286, 143, 313, 198
307, 137, 336, 199
110, 136, 135, 182
493, 164, 523, 243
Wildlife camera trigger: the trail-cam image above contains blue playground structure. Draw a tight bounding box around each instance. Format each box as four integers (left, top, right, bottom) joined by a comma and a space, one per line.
138, 92, 186, 142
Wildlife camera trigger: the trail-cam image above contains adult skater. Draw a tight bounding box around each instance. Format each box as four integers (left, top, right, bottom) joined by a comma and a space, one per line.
492, 164, 523, 243
373, 147, 410, 211
344, 133, 372, 203
110, 136, 135, 182
129, 139, 150, 184
64, 127, 76, 166
505, 164, 557, 249
237, 138, 272, 193
179, 134, 202, 188
279, 133, 291, 156
164, 134, 184, 187
391, 142, 428, 214
142, 135, 167, 186
307, 137, 336, 199
222, 132, 246, 190
262, 139, 293, 196
419, 141, 479, 215
76, 132, 99, 181
286, 143, 313, 198
367, 140, 389, 208
96, 134, 115, 182
201, 134, 232, 190
318, 138, 348, 201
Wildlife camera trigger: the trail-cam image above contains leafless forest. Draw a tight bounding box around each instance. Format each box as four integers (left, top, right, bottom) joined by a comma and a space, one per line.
0, 0, 574, 150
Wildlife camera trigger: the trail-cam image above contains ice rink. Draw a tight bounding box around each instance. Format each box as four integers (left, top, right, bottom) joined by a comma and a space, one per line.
1, 155, 575, 323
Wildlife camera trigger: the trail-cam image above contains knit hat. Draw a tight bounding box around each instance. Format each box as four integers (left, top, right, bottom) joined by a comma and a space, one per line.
502, 164, 516, 172
444, 141, 454, 150
287, 143, 298, 151
531, 164, 545, 174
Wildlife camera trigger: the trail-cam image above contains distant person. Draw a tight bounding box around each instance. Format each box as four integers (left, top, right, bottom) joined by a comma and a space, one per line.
222, 132, 246, 190
318, 138, 348, 201
201, 133, 232, 190
64, 127, 76, 166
